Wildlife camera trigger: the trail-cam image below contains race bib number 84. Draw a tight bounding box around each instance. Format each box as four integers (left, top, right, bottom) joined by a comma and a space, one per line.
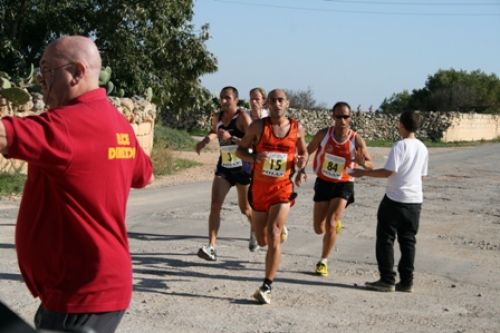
262, 152, 288, 177
322, 153, 345, 179
220, 145, 243, 168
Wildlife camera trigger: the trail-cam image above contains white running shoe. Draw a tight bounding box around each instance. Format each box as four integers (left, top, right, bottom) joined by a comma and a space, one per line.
197, 245, 217, 261
249, 231, 259, 252
253, 286, 271, 304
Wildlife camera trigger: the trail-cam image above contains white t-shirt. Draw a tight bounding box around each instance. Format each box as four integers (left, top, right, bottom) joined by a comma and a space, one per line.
384, 138, 428, 203
248, 108, 269, 121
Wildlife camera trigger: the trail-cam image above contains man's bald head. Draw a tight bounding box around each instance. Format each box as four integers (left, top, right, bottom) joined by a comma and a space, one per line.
39, 35, 102, 107
45, 36, 102, 85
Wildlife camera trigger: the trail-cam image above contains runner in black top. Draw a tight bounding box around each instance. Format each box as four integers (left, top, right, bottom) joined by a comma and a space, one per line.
195, 86, 255, 260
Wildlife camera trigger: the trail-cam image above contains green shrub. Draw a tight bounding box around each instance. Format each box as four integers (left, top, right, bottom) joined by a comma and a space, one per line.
0, 172, 26, 195
151, 144, 174, 176
151, 124, 201, 176
154, 124, 196, 151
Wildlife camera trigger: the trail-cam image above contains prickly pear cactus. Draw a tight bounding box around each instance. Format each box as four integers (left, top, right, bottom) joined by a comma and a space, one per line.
99, 66, 112, 86
145, 87, 153, 102
0, 87, 31, 105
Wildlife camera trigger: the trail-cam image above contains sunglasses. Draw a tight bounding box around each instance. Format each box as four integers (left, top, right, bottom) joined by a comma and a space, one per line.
334, 115, 351, 120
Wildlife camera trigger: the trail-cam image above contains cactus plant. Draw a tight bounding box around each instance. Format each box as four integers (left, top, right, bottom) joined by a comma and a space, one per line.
0, 87, 31, 105
106, 81, 115, 95
0, 71, 31, 106
99, 66, 112, 86
18, 64, 35, 88
145, 87, 153, 102
1, 72, 12, 89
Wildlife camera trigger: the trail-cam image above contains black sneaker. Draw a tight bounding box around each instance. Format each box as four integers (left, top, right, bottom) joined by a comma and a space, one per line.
395, 281, 414, 293
365, 279, 395, 292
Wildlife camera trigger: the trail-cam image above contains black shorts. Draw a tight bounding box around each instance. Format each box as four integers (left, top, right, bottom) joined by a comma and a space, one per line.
313, 177, 354, 206
215, 164, 251, 186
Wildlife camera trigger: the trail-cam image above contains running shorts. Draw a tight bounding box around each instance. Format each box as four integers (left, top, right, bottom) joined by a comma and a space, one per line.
313, 177, 354, 206
249, 180, 296, 212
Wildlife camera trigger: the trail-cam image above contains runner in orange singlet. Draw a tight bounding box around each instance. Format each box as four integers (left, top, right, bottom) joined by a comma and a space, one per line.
296, 102, 373, 277
237, 89, 308, 304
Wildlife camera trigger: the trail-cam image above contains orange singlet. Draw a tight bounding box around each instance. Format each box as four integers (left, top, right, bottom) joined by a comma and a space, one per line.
313, 127, 357, 183
250, 117, 298, 212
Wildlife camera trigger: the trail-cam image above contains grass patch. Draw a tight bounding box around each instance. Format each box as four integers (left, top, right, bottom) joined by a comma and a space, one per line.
154, 124, 197, 151
0, 172, 26, 196
174, 158, 202, 170
151, 148, 202, 176
188, 128, 210, 137
152, 124, 202, 176
151, 145, 174, 176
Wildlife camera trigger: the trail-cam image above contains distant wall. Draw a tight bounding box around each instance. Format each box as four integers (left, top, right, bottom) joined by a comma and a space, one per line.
183, 109, 500, 143
0, 94, 156, 174
441, 113, 500, 142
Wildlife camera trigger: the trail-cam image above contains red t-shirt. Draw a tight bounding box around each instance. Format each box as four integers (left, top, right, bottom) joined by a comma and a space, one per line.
1, 88, 153, 313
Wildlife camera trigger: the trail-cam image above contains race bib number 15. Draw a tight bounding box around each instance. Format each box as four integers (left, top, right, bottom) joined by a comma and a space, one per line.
262, 152, 288, 177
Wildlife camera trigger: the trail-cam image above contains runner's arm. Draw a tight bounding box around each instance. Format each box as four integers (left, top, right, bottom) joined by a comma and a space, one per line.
294, 124, 309, 187
354, 135, 374, 170
196, 112, 219, 154
231, 110, 252, 145
350, 168, 393, 178
306, 128, 327, 156
236, 120, 265, 162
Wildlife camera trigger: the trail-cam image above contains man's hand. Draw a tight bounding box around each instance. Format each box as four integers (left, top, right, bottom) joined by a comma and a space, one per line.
348, 168, 365, 178
294, 170, 307, 187
195, 136, 210, 155
218, 128, 231, 142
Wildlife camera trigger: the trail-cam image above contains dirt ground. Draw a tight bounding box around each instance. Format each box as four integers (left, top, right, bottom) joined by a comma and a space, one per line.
0, 142, 499, 332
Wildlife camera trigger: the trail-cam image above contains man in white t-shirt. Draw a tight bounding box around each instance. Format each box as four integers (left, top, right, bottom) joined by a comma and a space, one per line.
350, 110, 428, 293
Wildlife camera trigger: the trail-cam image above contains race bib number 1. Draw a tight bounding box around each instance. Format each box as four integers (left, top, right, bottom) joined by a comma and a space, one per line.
262, 152, 288, 177
220, 145, 242, 168
322, 154, 345, 179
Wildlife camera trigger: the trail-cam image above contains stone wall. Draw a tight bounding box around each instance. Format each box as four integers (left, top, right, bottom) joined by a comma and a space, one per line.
0, 94, 156, 174
182, 109, 500, 142
441, 113, 500, 142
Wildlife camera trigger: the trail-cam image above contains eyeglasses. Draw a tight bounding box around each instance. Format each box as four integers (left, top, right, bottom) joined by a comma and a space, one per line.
37, 63, 75, 80
269, 97, 287, 103
334, 115, 351, 120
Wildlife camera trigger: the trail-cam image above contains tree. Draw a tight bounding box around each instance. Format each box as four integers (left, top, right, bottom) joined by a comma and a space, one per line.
285, 87, 324, 110
380, 90, 412, 114
379, 69, 500, 114
0, 0, 217, 122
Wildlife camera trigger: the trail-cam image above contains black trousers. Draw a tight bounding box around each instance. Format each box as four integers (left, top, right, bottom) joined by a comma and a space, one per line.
376, 195, 421, 285
34, 304, 124, 333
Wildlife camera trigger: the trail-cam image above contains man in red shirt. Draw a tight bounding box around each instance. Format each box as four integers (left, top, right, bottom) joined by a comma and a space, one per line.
0, 35, 153, 332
